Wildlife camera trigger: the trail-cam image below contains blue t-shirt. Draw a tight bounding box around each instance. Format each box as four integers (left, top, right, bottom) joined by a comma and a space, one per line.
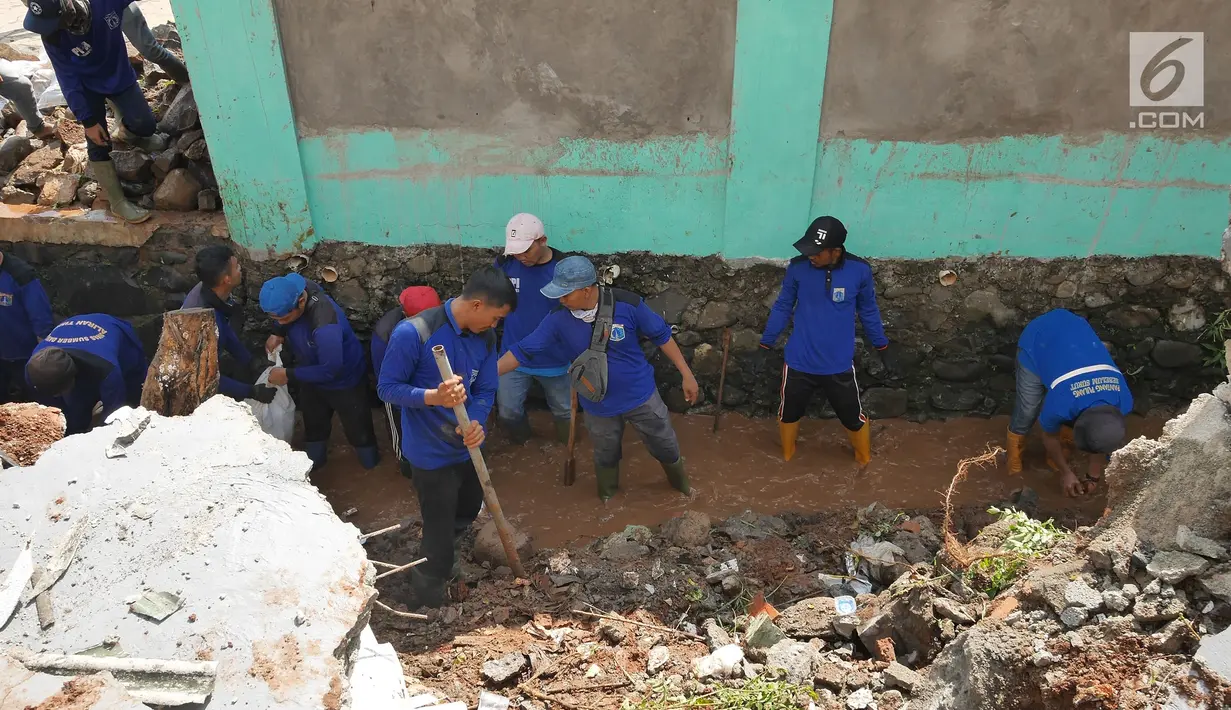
41, 0, 139, 127
512, 289, 671, 417
376, 301, 497, 469
761, 254, 889, 376
1018, 309, 1133, 433
495, 251, 570, 376
0, 253, 55, 362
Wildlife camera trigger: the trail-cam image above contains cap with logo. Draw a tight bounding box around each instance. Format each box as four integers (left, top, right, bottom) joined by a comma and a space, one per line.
792, 216, 848, 256
23, 0, 63, 35
539, 255, 597, 299
505, 213, 545, 255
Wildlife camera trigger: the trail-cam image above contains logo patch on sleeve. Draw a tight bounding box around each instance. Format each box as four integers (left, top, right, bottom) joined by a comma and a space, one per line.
609, 324, 626, 342
832, 287, 846, 303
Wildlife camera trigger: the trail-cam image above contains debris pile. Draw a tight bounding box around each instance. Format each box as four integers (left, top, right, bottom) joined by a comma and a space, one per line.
0, 401, 65, 466
0, 397, 393, 708
0, 26, 220, 213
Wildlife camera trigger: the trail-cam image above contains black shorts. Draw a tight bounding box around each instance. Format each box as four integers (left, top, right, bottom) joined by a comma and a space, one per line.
778, 365, 865, 431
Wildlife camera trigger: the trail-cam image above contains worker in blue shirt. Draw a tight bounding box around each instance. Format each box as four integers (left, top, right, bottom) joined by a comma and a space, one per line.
181, 244, 276, 404
498, 256, 699, 502
760, 216, 900, 466
260, 273, 378, 471
25, 313, 147, 434
0, 250, 55, 404
24, 0, 168, 225
494, 213, 573, 444
377, 267, 514, 608
371, 285, 442, 464
1007, 309, 1133, 497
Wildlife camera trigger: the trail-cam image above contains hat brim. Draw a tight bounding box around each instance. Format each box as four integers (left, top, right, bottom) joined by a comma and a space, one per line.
792, 238, 823, 257
539, 282, 578, 299
504, 240, 534, 255
23, 11, 60, 35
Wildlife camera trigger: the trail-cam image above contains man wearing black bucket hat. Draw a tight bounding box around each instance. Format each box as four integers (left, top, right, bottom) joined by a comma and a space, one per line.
760, 216, 899, 465
1005, 308, 1133, 496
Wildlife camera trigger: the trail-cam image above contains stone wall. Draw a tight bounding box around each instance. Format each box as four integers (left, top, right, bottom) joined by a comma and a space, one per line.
5, 233, 1227, 420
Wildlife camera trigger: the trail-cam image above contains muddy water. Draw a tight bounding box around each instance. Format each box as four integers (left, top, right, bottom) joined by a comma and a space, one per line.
312, 411, 1163, 549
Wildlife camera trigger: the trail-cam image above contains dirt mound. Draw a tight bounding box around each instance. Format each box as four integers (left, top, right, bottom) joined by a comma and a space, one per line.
0, 402, 65, 466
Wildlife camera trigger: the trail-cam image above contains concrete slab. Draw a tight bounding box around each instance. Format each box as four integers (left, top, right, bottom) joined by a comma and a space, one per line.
0, 655, 146, 709
0, 397, 377, 708
0, 205, 227, 248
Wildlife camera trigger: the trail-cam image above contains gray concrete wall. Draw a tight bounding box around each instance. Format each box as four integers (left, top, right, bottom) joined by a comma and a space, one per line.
273, 0, 737, 140
821, 0, 1230, 140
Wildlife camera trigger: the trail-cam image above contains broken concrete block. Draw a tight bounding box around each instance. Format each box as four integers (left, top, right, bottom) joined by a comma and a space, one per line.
702, 618, 732, 650
1133, 594, 1187, 623
0, 657, 145, 709
1102, 589, 1132, 613
152, 167, 202, 211
691, 644, 743, 680
481, 652, 527, 687
36, 171, 80, 207
846, 686, 875, 709
1063, 580, 1104, 611
1060, 606, 1088, 628
764, 639, 815, 684
832, 614, 860, 638
884, 661, 922, 692
931, 598, 975, 625
1147, 551, 1211, 584
1198, 568, 1231, 603
0, 397, 376, 707
1176, 525, 1226, 560
473, 519, 533, 568
777, 596, 839, 639
647, 646, 671, 676
744, 613, 786, 649
1196, 626, 1231, 684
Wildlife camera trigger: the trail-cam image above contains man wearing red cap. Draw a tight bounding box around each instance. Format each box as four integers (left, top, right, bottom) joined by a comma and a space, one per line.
372, 286, 443, 461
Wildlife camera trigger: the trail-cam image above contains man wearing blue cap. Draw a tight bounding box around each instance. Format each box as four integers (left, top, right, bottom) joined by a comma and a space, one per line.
0, 250, 55, 404
25, 313, 147, 434
1006, 308, 1133, 496
494, 213, 573, 444
377, 266, 516, 608
259, 272, 378, 470
23, 0, 168, 224
761, 216, 899, 466
497, 255, 698, 502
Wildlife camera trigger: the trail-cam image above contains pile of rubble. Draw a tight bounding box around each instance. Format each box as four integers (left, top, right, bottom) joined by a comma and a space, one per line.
365, 392, 1231, 709
0, 401, 65, 467
0, 398, 404, 708
0, 27, 220, 214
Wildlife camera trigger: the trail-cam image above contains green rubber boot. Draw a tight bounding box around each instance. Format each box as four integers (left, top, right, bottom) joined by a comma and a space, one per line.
112, 123, 168, 153
449, 534, 465, 582
662, 457, 691, 495
90, 160, 151, 224
553, 417, 572, 445
595, 465, 620, 502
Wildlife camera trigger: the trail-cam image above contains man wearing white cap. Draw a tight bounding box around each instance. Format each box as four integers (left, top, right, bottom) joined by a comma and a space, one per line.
493, 213, 573, 444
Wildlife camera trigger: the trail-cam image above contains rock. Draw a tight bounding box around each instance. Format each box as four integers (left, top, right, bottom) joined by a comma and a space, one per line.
76, 181, 99, 206
1150, 340, 1202, 369
481, 653, 527, 687
176, 129, 204, 152
931, 359, 985, 382
846, 687, 875, 709
719, 511, 790, 541
1086, 528, 1136, 579
184, 138, 208, 161
932, 598, 974, 625
777, 596, 839, 639
152, 168, 202, 211
1126, 262, 1167, 286
1133, 594, 1186, 623
598, 621, 626, 645
929, 386, 983, 412
1059, 606, 1088, 628
139, 194, 156, 210
692, 645, 744, 680
63, 144, 88, 175
198, 188, 220, 211
879, 689, 906, 710
884, 661, 922, 692
833, 614, 860, 638
1021, 560, 1089, 614
111, 149, 153, 182
1176, 525, 1226, 560
689, 300, 733, 330
1085, 292, 1114, 308
1198, 568, 1231, 603
813, 661, 845, 690
862, 387, 908, 419
1102, 589, 1132, 612
1168, 299, 1206, 332
647, 288, 690, 324
1152, 618, 1198, 654
647, 646, 671, 676
764, 640, 815, 684
8, 144, 62, 186
1, 185, 36, 204
0, 134, 34, 172
1107, 305, 1161, 329
601, 539, 648, 563
36, 171, 80, 206
473, 519, 533, 567
744, 613, 787, 649
1195, 626, 1231, 684
702, 619, 732, 650
1055, 280, 1078, 298
1064, 580, 1104, 611
689, 342, 722, 376
662, 510, 710, 547
1147, 551, 1211, 584
153, 147, 184, 180
962, 289, 1017, 327
158, 86, 200, 134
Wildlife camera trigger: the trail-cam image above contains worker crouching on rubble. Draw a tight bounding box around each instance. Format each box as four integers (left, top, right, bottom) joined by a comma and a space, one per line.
0, 250, 55, 404
370, 285, 443, 464
497, 255, 698, 502
1006, 308, 1133, 496
24, 0, 170, 224
376, 267, 513, 608
260, 273, 379, 471
25, 313, 148, 434
760, 216, 900, 465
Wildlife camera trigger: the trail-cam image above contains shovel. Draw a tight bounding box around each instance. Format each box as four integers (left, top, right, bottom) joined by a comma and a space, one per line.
563, 388, 579, 486
713, 327, 732, 433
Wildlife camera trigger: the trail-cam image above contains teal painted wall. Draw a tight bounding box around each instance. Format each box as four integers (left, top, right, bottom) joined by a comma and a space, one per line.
172, 0, 1231, 259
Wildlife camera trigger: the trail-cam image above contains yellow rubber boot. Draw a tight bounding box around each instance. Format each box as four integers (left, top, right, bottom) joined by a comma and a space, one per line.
848, 420, 871, 467
1006, 430, 1026, 474
1046, 426, 1075, 472
779, 420, 800, 461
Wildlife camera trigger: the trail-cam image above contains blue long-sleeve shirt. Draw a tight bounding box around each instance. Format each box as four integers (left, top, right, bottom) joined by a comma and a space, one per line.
512, 288, 671, 418
761, 254, 889, 376
0, 253, 55, 362
495, 251, 571, 375
376, 301, 498, 469
1018, 309, 1133, 433
29, 314, 147, 434
182, 282, 253, 400
40, 0, 139, 128
370, 306, 403, 382
270, 281, 367, 390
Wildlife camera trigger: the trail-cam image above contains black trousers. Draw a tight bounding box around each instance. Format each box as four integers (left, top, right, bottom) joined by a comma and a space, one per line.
403, 457, 484, 581
779, 364, 865, 431
297, 382, 377, 447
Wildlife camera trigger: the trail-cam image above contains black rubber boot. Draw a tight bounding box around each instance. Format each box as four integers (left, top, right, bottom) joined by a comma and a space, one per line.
553, 417, 572, 445
595, 465, 620, 502
409, 567, 447, 609
662, 457, 690, 495
499, 416, 533, 445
